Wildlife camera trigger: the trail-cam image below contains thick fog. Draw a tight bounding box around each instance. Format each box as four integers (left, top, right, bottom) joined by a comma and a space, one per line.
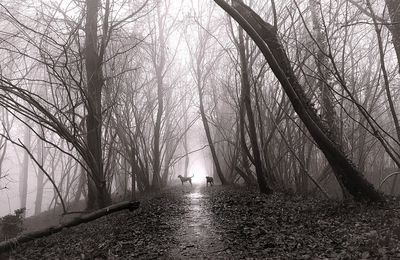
0, 0, 398, 218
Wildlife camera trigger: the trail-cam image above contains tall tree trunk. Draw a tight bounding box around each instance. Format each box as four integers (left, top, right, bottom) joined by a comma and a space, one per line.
183, 135, 190, 178
0, 110, 8, 181
309, 0, 349, 199
131, 167, 136, 199
309, 0, 336, 127
34, 137, 46, 215
115, 156, 128, 197
239, 114, 251, 178
151, 3, 166, 190
152, 77, 163, 189
183, 100, 190, 178
214, 0, 383, 201
74, 165, 86, 204
85, 0, 110, 209
123, 157, 129, 197
19, 126, 31, 215
238, 26, 272, 194
197, 79, 229, 185
238, 102, 257, 185
161, 139, 173, 187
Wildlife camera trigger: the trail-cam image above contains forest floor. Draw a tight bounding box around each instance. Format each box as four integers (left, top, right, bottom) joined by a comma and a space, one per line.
3, 184, 400, 259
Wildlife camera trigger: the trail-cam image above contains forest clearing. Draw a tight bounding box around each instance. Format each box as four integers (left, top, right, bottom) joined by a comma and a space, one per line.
1, 0, 400, 258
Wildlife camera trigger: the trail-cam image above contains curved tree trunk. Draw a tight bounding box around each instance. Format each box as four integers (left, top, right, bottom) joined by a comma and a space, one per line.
214, 0, 383, 201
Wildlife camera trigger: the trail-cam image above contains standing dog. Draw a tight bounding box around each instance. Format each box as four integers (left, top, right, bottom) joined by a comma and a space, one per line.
178, 175, 194, 186
206, 176, 214, 186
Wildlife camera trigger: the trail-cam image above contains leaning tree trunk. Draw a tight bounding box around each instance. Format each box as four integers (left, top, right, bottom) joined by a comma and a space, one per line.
214, 0, 383, 201
85, 0, 111, 209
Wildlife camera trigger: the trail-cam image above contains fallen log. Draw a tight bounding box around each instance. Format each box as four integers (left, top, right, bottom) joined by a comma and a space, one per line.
0, 200, 140, 253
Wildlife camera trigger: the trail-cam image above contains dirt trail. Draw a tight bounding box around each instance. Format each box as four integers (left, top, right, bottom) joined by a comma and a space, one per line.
169, 185, 227, 259
5, 184, 400, 259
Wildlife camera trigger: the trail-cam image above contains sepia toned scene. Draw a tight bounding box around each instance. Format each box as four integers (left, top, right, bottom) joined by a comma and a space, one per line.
0, 0, 400, 259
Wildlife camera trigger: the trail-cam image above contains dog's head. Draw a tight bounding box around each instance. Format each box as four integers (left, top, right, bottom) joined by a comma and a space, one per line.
177, 175, 183, 179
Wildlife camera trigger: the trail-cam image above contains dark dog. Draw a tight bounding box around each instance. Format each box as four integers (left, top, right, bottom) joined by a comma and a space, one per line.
178, 175, 193, 186
206, 176, 214, 186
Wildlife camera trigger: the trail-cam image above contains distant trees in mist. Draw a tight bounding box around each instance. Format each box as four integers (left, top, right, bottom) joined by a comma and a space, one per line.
0, 0, 399, 213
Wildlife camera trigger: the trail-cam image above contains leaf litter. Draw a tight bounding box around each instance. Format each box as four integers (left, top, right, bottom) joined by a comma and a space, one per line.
2, 185, 400, 259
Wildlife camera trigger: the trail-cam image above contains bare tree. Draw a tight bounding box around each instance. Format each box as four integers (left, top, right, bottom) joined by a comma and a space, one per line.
186, 5, 229, 185
214, 0, 383, 201
237, 26, 272, 193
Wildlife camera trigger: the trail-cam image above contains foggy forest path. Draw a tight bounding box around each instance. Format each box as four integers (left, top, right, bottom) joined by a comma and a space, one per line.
6, 185, 400, 259
169, 185, 227, 259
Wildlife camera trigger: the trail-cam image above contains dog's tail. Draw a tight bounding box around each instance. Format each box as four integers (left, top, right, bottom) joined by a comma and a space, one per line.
191, 175, 194, 178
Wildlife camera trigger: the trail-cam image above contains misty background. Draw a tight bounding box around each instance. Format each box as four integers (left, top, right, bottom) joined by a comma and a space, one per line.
0, 0, 398, 218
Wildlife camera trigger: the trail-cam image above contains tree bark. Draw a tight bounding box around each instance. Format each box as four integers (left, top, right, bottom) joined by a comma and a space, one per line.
183, 101, 190, 178
238, 102, 257, 185
85, 0, 111, 209
214, 0, 383, 201
34, 137, 46, 215
197, 83, 229, 185
74, 165, 86, 204
309, 0, 349, 199
238, 26, 272, 194
151, 3, 166, 190
19, 126, 31, 215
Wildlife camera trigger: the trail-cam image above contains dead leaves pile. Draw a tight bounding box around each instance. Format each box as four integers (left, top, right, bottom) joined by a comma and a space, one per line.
4, 185, 400, 259
5, 190, 188, 259
206, 186, 400, 259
